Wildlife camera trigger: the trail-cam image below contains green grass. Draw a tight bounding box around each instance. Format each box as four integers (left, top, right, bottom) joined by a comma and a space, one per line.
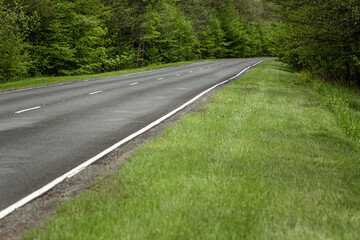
0, 60, 211, 92
298, 71, 360, 143
24, 60, 360, 240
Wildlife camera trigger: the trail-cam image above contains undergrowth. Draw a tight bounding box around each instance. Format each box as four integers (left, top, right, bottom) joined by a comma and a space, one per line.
298, 71, 360, 143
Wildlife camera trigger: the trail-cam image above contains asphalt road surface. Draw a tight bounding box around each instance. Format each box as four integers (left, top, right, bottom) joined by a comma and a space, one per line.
0, 58, 266, 212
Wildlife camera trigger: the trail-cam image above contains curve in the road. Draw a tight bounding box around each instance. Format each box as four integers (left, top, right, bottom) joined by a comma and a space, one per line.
0, 59, 265, 220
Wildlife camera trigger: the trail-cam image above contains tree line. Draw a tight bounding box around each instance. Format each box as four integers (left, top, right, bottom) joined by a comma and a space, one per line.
0, 0, 275, 82
2, 0, 358, 87
268, 0, 360, 87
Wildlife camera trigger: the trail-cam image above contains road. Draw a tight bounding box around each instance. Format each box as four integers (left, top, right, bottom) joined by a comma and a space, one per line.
0, 58, 266, 214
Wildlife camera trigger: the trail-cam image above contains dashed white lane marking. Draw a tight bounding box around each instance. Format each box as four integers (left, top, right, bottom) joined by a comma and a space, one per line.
157, 78, 164, 80
89, 91, 103, 95
15, 106, 42, 114
0, 59, 264, 220
129, 82, 139, 86
176, 74, 181, 76
189, 71, 193, 73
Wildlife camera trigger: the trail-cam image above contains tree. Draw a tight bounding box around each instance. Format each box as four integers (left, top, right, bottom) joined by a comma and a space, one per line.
215, 0, 250, 58
0, 0, 28, 81
147, 2, 197, 63
21, 0, 108, 76
268, 0, 360, 86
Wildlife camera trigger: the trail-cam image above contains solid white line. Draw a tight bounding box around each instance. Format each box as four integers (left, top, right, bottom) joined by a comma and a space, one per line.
0, 60, 264, 220
252, 60, 264, 67
129, 82, 138, 86
89, 91, 103, 95
15, 106, 42, 114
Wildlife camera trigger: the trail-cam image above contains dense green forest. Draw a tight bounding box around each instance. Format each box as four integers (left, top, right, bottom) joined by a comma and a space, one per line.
268, 0, 360, 87
0, 0, 359, 87
0, 0, 275, 81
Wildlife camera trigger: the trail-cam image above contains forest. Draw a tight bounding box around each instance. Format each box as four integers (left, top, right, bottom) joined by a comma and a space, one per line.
0, 0, 359, 87
268, 0, 360, 87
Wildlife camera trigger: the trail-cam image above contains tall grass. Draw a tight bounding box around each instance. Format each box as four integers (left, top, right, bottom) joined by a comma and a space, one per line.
298, 72, 360, 143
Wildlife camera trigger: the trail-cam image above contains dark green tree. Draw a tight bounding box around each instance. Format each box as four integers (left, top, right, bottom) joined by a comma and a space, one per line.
215, 0, 250, 58
146, 2, 197, 63
268, 0, 360, 86
21, 0, 108, 76
0, 0, 28, 81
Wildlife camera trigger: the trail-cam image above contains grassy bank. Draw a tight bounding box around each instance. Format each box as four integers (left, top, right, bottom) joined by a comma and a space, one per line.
24, 61, 360, 239
0, 60, 211, 92
298, 72, 360, 143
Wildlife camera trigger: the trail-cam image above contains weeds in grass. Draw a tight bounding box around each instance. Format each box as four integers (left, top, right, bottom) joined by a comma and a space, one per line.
298, 71, 360, 143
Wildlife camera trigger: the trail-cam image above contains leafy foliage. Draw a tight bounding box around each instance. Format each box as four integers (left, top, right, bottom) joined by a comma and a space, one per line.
268, 0, 360, 87
0, 0, 28, 81
0, 0, 275, 81
21, 0, 108, 76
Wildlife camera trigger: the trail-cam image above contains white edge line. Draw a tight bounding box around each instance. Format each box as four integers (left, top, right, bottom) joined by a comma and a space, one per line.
253, 60, 264, 67
0, 60, 264, 220
15, 106, 42, 114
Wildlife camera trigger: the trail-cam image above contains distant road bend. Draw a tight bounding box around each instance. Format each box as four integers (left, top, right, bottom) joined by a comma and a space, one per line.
0, 58, 267, 217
